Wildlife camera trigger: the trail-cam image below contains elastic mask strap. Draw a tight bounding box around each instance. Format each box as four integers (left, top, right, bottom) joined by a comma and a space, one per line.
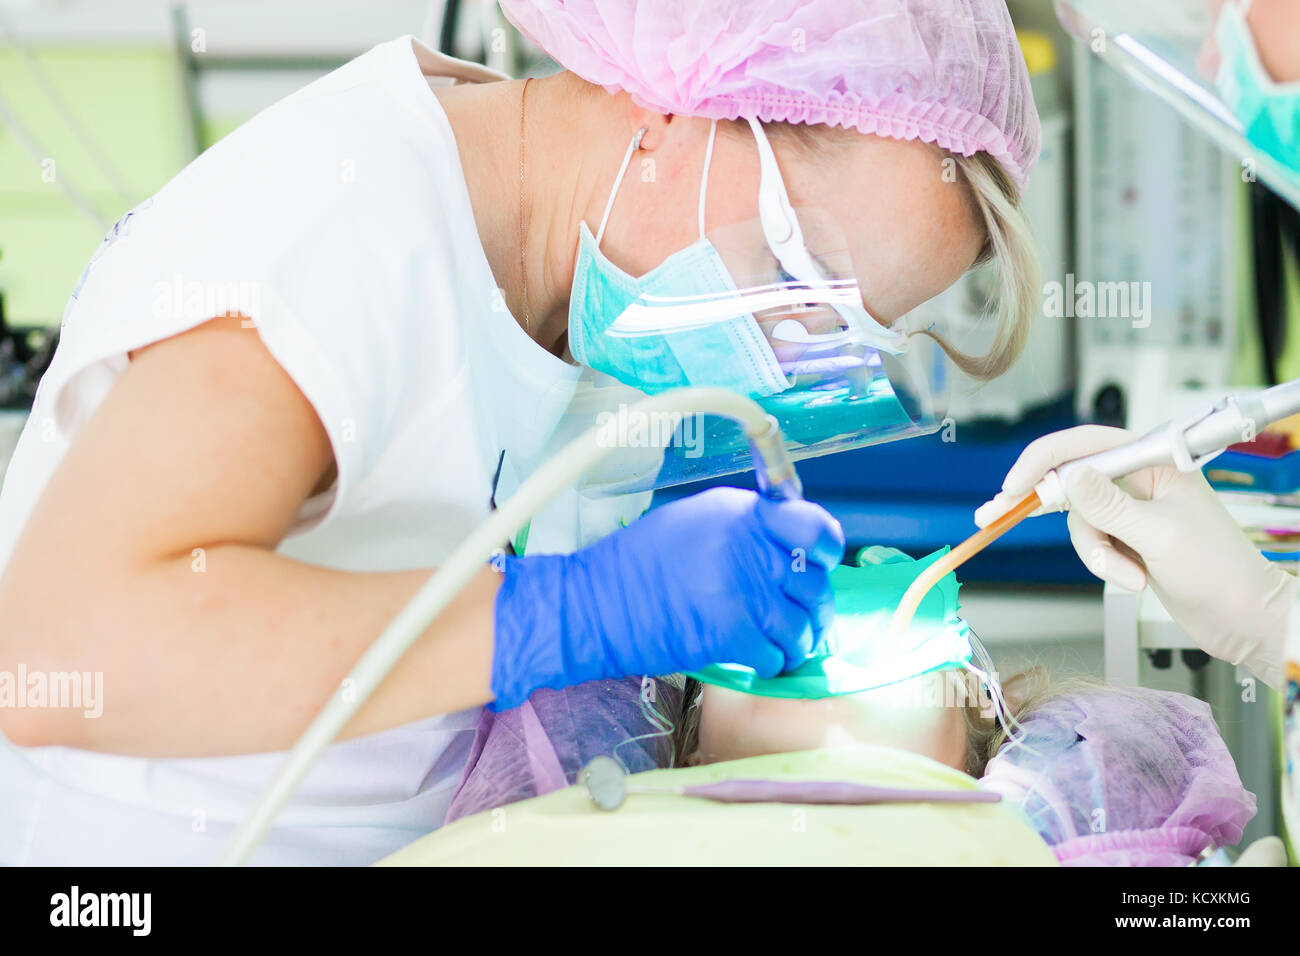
594, 126, 647, 247
745, 116, 906, 353
698, 120, 717, 239
958, 651, 1041, 761
747, 116, 804, 253
612, 676, 677, 772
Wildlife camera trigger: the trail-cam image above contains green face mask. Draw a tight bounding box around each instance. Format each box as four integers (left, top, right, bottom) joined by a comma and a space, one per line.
685, 546, 972, 699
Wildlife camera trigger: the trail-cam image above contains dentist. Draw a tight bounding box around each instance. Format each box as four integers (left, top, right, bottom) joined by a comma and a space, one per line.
0, 0, 1039, 864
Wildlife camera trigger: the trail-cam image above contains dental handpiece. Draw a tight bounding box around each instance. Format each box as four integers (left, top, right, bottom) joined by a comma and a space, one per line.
746, 413, 803, 501
1034, 378, 1300, 511
747, 413, 828, 660
885, 378, 1300, 645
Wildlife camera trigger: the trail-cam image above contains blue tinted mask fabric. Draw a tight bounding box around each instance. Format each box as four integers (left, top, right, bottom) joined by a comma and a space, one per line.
568, 221, 790, 397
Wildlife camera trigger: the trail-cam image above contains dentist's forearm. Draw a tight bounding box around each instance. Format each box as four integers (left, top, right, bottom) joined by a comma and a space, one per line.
0, 549, 499, 756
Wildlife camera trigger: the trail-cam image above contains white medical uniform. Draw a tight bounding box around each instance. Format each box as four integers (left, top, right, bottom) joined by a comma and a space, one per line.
0, 36, 647, 865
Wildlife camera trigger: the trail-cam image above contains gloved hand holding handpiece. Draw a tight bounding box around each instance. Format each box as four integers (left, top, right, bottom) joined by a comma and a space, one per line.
490, 487, 846, 711
975, 425, 1292, 690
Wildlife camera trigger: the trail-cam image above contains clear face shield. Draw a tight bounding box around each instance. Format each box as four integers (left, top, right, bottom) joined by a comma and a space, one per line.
567, 117, 940, 496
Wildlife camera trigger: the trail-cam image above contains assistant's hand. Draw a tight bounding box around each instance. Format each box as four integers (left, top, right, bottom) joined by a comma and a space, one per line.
490, 487, 846, 710
974, 425, 1291, 690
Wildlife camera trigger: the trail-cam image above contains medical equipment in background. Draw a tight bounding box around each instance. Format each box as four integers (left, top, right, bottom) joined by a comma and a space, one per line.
1052, 0, 1300, 854
427, 0, 524, 76
0, 286, 54, 484
909, 29, 1075, 425
0, 305, 55, 408
1283, 607, 1300, 861
577, 755, 1001, 811
887, 377, 1300, 642
218, 388, 803, 866
1068, 9, 1243, 428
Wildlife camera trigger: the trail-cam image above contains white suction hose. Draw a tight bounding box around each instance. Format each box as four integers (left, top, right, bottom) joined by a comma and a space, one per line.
218, 388, 781, 866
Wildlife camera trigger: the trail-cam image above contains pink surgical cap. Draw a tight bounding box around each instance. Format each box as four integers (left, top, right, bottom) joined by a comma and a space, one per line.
499, 0, 1042, 192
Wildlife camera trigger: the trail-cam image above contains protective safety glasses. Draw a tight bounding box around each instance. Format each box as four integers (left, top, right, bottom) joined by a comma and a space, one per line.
600, 117, 909, 379
572, 118, 940, 495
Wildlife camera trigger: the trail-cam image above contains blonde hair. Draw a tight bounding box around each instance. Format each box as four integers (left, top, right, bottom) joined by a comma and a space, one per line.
934, 151, 1040, 381
960, 666, 1048, 777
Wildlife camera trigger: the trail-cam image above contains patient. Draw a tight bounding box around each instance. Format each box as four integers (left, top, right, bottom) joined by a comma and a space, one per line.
679, 668, 999, 776
444, 545, 1257, 866
675, 671, 1258, 865
977, 682, 1258, 865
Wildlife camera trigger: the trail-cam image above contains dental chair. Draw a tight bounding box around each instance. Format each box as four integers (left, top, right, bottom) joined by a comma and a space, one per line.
379, 744, 1058, 866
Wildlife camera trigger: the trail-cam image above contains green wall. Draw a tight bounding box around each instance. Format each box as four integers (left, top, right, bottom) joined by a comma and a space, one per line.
0, 45, 194, 326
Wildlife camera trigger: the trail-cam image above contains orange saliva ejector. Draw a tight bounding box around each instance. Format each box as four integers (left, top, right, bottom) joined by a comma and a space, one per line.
881, 491, 1042, 649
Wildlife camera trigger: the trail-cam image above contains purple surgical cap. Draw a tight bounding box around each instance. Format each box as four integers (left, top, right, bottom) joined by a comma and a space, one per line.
444, 677, 681, 824
981, 688, 1257, 866
499, 0, 1042, 192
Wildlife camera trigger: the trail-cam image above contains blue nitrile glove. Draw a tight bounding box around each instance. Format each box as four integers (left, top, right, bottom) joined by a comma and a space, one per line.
490, 487, 846, 711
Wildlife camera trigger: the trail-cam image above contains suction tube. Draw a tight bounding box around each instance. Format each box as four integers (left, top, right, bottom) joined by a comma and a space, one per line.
883, 491, 1042, 648
883, 378, 1300, 646
1036, 379, 1300, 511
219, 389, 791, 866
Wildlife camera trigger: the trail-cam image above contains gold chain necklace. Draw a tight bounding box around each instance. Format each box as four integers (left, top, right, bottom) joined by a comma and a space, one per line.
517, 77, 532, 334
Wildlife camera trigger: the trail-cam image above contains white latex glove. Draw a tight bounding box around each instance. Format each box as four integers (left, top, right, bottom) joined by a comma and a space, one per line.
974, 425, 1291, 690
1234, 836, 1288, 867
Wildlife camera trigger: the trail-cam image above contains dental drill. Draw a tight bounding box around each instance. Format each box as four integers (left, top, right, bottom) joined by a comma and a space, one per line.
886, 378, 1300, 644
219, 388, 800, 865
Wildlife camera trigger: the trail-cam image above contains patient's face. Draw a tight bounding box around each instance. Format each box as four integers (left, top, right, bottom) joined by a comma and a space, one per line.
694, 670, 972, 772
